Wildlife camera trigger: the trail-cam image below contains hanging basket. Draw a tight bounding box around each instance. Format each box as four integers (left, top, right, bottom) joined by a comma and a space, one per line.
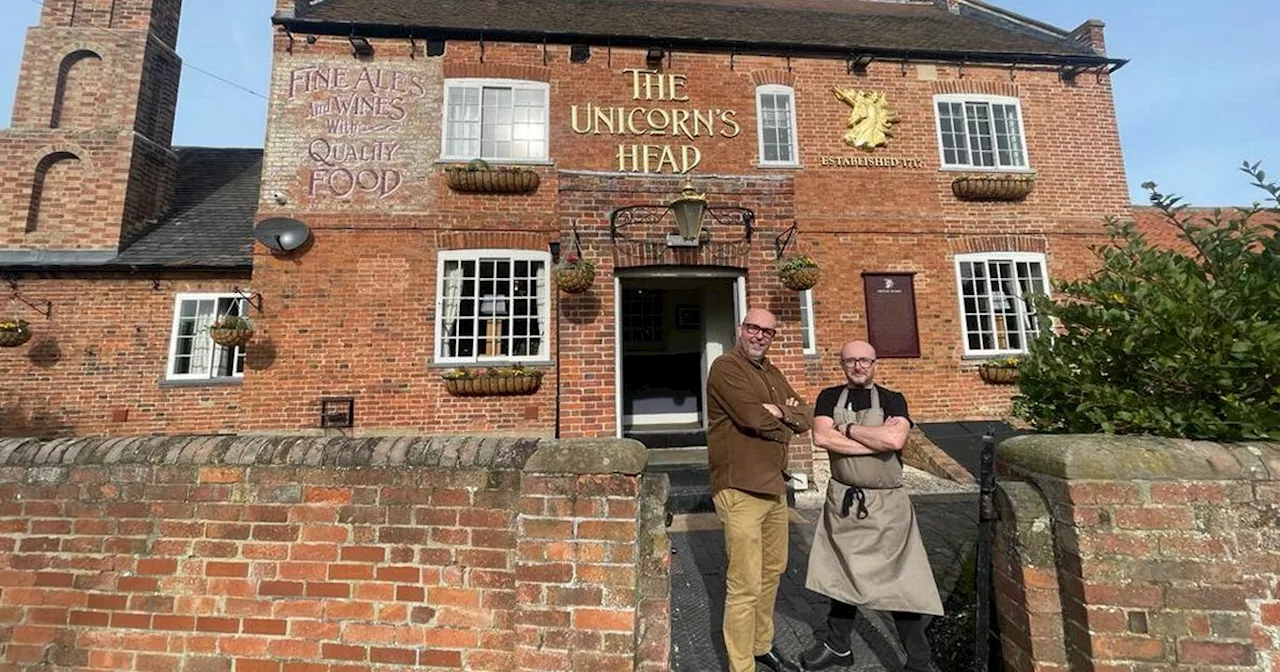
779, 265, 821, 291
978, 364, 1019, 385
443, 373, 543, 396
210, 326, 254, 348
446, 166, 540, 194
0, 320, 32, 348
951, 173, 1036, 202
555, 264, 595, 294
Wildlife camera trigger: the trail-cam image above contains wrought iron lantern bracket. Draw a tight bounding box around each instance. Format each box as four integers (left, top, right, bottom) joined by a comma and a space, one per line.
609, 203, 754, 245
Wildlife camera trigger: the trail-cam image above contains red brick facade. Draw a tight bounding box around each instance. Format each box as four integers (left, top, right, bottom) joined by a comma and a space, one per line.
2, 1, 1135, 462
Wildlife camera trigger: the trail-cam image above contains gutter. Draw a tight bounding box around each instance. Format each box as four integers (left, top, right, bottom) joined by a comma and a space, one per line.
0, 262, 253, 274
272, 17, 1128, 72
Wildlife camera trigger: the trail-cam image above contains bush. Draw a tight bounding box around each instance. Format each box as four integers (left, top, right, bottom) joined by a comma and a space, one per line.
1014, 163, 1280, 441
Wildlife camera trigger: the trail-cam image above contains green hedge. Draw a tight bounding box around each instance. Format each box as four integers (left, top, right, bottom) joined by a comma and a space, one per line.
1014, 163, 1280, 441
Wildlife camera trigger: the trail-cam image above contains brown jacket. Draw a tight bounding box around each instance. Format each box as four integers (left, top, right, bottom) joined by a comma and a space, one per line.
706, 345, 813, 496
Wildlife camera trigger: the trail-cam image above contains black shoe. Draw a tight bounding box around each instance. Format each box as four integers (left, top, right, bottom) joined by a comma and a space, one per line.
754, 646, 800, 672
800, 641, 853, 670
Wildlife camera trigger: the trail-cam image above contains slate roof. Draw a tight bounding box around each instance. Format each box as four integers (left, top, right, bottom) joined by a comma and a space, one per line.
113, 147, 262, 268
282, 0, 1113, 63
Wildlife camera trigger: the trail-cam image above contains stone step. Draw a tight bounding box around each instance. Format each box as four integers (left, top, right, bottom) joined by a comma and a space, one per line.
644, 446, 714, 515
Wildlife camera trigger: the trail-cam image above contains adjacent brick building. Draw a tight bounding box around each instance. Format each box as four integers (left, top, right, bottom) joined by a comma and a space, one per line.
3, 0, 1134, 475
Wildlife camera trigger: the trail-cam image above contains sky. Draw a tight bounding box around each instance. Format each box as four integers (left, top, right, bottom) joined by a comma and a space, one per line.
2, 0, 1277, 207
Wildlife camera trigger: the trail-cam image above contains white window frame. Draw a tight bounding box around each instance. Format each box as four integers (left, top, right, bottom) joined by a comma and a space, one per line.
434, 249, 551, 364
953, 252, 1049, 357
933, 94, 1030, 171
165, 292, 248, 381
440, 78, 550, 163
755, 84, 800, 167
799, 289, 817, 356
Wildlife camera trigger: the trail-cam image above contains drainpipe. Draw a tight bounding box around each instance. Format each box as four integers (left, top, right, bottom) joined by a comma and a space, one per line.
554, 292, 561, 439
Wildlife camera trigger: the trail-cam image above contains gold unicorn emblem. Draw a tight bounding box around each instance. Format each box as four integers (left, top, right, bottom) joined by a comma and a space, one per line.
832, 88, 899, 150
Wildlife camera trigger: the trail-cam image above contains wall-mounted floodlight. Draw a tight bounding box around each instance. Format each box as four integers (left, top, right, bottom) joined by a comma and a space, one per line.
349, 35, 374, 57
646, 47, 665, 71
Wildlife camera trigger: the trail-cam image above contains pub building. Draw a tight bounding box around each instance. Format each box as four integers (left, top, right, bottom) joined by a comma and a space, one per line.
0, 0, 1131, 483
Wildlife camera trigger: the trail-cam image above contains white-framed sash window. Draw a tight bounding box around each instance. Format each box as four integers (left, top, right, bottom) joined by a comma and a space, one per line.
799, 289, 817, 355
435, 249, 550, 363
954, 252, 1048, 356
756, 84, 799, 166
934, 94, 1029, 170
442, 78, 549, 162
166, 293, 247, 380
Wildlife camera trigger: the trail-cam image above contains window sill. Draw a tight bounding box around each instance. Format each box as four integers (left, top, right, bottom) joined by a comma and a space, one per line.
159, 376, 244, 388
757, 162, 803, 170
960, 354, 1026, 364
940, 166, 1034, 174
436, 158, 555, 167
429, 360, 554, 369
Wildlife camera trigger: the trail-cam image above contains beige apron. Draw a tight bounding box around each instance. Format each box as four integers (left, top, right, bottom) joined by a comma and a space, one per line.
804, 386, 944, 615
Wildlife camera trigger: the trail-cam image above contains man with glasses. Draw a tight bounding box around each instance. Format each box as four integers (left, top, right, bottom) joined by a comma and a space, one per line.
706, 307, 812, 672
799, 340, 942, 671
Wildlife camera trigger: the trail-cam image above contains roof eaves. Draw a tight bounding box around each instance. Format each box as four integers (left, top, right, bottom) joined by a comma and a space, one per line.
271, 15, 1125, 68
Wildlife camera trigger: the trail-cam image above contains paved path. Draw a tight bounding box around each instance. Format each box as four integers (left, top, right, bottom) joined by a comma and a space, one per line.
668, 492, 980, 671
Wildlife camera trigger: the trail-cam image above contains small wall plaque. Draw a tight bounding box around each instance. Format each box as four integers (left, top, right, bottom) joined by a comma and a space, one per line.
320, 397, 355, 429
862, 272, 921, 358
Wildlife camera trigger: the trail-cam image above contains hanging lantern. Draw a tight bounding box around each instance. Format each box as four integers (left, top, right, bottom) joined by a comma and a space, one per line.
670, 180, 707, 241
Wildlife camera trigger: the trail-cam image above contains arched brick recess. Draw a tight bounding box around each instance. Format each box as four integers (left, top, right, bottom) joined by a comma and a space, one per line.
750, 69, 796, 88
933, 80, 1020, 98
25, 150, 87, 234
947, 235, 1048, 255
443, 62, 552, 82
50, 49, 103, 129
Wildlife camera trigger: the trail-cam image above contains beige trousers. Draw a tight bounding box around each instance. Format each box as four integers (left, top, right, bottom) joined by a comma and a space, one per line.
712, 487, 789, 672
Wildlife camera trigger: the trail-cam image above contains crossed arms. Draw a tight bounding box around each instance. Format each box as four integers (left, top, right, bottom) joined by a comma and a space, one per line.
708, 360, 813, 443
812, 415, 910, 456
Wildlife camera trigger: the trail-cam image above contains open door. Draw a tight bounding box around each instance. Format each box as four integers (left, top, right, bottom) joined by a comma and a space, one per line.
615, 271, 742, 448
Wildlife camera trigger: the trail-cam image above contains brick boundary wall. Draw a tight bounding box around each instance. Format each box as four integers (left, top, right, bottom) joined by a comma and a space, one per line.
993, 435, 1280, 672
0, 435, 671, 672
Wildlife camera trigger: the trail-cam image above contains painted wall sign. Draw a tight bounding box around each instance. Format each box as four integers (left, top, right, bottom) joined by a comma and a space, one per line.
863, 272, 921, 358
287, 66, 428, 201
569, 69, 740, 174
818, 156, 925, 168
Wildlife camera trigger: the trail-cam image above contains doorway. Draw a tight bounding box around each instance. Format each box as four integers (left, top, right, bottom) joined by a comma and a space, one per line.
615, 270, 744, 448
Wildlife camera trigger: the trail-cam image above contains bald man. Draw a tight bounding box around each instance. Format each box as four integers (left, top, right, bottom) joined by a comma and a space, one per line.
800, 340, 942, 671
706, 307, 812, 672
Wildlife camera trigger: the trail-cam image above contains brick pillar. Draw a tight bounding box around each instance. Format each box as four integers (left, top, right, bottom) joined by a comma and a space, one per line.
994, 480, 1066, 672
514, 439, 669, 671
994, 435, 1280, 672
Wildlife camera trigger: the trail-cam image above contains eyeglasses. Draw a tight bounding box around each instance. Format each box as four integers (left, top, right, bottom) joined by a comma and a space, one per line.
741, 322, 777, 339
841, 357, 877, 368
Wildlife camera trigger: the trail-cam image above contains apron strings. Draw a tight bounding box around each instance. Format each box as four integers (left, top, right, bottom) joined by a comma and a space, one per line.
840, 486, 869, 520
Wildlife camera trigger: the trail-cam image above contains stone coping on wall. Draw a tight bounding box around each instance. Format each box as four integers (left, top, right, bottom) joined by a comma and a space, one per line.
0, 434, 649, 474
999, 433, 1280, 481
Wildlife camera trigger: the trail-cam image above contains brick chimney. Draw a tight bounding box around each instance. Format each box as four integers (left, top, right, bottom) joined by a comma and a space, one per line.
933, 0, 961, 14
1069, 19, 1107, 56
0, 0, 184, 258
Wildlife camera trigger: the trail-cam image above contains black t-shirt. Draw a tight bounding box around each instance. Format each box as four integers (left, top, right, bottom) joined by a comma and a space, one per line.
814, 384, 911, 424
